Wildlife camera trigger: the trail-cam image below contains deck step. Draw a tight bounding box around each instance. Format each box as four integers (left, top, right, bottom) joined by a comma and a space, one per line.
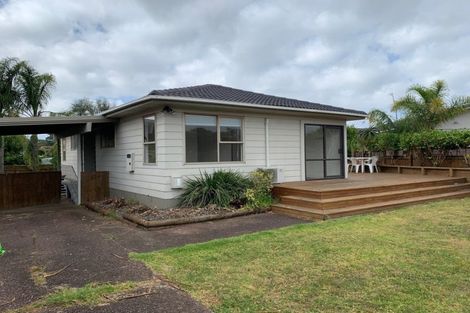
323, 189, 470, 218
273, 177, 467, 199
272, 189, 470, 221
280, 183, 470, 209
271, 204, 325, 221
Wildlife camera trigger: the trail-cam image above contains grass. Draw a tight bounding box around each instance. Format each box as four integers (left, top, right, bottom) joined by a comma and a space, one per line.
10, 281, 139, 313
132, 198, 470, 313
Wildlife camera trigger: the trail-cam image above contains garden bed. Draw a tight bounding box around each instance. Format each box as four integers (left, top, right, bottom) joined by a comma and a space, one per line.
85, 198, 269, 229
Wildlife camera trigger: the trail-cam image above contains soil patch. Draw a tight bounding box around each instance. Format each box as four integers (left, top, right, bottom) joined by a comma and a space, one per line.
86, 198, 268, 228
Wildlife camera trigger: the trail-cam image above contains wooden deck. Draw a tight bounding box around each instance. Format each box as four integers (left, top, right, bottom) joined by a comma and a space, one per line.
272, 173, 470, 220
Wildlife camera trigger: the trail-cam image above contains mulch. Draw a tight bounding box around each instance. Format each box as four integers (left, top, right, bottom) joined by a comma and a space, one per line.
86, 198, 267, 228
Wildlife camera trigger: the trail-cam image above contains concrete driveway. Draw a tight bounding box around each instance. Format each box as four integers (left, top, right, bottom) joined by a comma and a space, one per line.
0, 202, 304, 312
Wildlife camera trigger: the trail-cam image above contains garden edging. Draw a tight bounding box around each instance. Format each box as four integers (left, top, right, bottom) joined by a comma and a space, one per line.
84, 202, 270, 229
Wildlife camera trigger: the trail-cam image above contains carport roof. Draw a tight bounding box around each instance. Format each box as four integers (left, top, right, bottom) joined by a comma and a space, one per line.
0, 116, 114, 136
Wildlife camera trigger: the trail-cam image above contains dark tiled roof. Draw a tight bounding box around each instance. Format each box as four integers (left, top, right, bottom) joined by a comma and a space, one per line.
148, 84, 366, 116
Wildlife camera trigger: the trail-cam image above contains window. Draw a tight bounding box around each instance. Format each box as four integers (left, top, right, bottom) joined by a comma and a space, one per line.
219, 117, 243, 162
71, 135, 78, 151
143, 115, 156, 163
100, 126, 115, 148
185, 115, 217, 162
61, 138, 66, 161
185, 114, 243, 163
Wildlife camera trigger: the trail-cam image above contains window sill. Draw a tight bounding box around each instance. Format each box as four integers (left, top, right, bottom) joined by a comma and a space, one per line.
142, 163, 157, 166
183, 161, 247, 167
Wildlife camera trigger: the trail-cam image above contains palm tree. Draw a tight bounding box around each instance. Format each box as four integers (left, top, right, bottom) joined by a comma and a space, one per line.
392, 80, 470, 131
0, 57, 25, 117
18, 64, 56, 117
17, 63, 56, 170
0, 57, 26, 172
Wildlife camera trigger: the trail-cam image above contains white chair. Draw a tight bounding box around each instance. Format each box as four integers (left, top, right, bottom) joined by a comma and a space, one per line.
364, 156, 379, 173
348, 157, 362, 173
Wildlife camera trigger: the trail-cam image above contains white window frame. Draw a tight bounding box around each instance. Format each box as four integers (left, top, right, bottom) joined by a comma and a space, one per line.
184, 113, 244, 163
61, 138, 67, 161
70, 135, 78, 151
143, 114, 157, 164
218, 116, 244, 162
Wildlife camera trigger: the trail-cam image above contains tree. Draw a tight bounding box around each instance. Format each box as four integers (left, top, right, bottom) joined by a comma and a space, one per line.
0, 57, 26, 172
3, 135, 28, 165
65, 97, 111, 116
17, 63, 56, 170
69, 98, 95, 116
392, 80, 470, 131
0, 57, 24, 117
95, 98, 111, 113
18, 64, 56, 117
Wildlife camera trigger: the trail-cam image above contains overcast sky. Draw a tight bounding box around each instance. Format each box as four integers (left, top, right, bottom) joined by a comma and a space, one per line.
1, 0, 469, 125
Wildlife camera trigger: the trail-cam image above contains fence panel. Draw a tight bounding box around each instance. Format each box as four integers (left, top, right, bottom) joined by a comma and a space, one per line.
81, 171, 109, 203
0, 171, 61, 210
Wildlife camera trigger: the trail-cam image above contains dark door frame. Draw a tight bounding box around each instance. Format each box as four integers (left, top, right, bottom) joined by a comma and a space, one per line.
304, 124, 345, 180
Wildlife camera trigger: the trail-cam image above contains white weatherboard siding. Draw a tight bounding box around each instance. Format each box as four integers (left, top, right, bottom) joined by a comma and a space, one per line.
438, 110, 470, 130
61, 136, 78, 176
96, 113, 172, 200
268, 118, 302, 181
95, 109, 346, 204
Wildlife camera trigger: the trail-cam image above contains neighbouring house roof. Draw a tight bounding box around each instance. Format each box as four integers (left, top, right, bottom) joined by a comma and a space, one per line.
102, 84, 367, 119
0, 116, 113, 136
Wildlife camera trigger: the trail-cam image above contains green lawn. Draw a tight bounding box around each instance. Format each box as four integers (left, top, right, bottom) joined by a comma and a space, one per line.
132, 199, 470, 313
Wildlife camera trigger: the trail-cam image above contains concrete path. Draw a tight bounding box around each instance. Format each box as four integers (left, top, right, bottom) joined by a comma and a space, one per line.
0, 203, 304, 312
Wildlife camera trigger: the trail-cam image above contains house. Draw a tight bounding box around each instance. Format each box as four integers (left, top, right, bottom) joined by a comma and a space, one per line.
438, 108, 470, 130
59, 84, 366, 208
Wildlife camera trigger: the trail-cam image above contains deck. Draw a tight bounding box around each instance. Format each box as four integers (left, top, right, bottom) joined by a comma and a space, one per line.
272, 173, 470, 220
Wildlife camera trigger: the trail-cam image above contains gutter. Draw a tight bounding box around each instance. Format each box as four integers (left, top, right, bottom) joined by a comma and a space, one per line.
101, 95, 367, 119
0, 116, 111, 127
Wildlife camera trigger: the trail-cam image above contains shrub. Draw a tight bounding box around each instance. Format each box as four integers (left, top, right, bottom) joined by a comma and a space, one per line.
179, 170, 250, 208
245, 169, 274, 210
398, 130, 470, 166
0, 243, 5, 256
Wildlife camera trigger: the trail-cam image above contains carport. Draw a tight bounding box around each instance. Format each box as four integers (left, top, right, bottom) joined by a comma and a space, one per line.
0, 116, 115, 208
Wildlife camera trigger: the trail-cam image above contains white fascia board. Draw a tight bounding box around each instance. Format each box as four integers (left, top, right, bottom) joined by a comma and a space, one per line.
0, 116, 110, 127
102, 95, 367, 119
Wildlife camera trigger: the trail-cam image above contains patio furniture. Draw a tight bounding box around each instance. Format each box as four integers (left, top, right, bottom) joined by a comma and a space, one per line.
364, 156, 379, 173
348, 157, 362, 173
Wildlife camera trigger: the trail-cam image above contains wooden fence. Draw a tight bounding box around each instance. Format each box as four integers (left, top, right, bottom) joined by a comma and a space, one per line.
379, 155, 468, 168
380, 165, 470, 179
5, 165, 56, 173
81, 171, 109, 203
0, 171, 61, 210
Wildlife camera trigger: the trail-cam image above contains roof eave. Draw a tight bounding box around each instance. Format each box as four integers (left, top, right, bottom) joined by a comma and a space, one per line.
102, 95, 367, 119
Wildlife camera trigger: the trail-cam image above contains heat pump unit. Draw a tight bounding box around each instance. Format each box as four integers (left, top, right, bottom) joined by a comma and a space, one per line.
265, 168, 284, 183
171, 176, 184, 189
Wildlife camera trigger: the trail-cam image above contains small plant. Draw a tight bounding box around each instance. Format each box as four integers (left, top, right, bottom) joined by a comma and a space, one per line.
180, 170, 250, 208
0, 243, 5, 256
245, 169, 274, 210
464, 153, 470, 167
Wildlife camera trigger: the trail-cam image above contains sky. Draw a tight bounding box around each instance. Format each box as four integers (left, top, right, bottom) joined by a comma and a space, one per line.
1, 0, 470, 126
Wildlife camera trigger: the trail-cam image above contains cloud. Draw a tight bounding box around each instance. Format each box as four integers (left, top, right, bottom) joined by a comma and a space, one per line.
1, 0, 469, 117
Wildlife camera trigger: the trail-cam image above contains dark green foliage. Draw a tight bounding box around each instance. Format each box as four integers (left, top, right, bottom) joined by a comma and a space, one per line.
347, 126, 359, 155
180, 170, 251, 208
370, 132, 401, 152
3, 135, 27, 165
245, 169, 274, 209
55, 98, 112, 116
347, 79, 470, 160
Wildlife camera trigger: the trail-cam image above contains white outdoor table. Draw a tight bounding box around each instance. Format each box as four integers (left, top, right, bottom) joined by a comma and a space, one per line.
348, 157, 372, 173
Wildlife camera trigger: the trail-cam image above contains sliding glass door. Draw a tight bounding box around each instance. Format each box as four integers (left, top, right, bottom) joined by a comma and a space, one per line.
305, 124, 344, 180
